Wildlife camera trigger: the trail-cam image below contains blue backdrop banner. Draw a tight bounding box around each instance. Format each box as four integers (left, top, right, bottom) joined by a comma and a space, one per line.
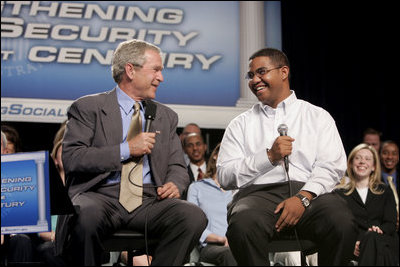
1, 1, 240, 108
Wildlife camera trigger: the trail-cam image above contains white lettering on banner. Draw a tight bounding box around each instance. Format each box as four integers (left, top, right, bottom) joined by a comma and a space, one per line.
1, 185, 36, 193
1, 104, 67, 118
1, 2, 223, 71
1, 201, 26, 208
3, 2, 183, 24
2, 19, 199, 46
27, 46, 222, 69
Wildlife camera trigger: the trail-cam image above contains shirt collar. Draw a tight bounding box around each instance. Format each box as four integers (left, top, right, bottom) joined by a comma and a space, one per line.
116, 86, 142, 115
261, 90, 297, 117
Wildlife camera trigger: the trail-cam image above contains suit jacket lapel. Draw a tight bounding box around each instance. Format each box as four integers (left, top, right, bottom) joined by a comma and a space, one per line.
101, 88, 123, 144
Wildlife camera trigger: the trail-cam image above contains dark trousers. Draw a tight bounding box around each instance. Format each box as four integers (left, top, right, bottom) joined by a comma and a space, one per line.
226, 181, 358, 266
199, 244, 237, 266
67, 183, 207, 266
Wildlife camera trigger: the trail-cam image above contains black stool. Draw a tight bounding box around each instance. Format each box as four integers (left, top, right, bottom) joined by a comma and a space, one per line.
102, 229, 157, 266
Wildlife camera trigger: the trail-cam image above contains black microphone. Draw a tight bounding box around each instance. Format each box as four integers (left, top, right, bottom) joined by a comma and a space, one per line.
277, 124, 289, 173
144, 100, 157, 132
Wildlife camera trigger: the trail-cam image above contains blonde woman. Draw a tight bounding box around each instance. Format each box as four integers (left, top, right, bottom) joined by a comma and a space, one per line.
335, 143, 398, 265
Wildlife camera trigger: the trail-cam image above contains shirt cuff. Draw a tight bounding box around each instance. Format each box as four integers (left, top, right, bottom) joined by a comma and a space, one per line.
254, 148, 273, 172
120, 142, 130, 161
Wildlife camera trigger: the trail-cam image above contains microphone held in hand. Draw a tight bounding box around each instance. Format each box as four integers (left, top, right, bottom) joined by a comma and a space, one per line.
277, 124, 289, 173
144, 101, 157, 132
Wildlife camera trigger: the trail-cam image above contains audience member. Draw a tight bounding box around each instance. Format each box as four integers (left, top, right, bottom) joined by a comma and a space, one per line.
335, 143, 398, 266
34, 122, 67, 266
179, 123, 202, 165
380, 140, 399, 192
50, 121, 67, 185
1, 130, 7, 154
184, 132, 208, 183
362, 127, 382, 153
187, 143, 237, 266
216, 47, 357, 266
1, 124, 22, 153
55, 39, 207, 266
380, 140, 399, 232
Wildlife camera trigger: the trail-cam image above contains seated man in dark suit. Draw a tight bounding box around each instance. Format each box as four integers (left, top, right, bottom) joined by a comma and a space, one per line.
55, 39, 207, 266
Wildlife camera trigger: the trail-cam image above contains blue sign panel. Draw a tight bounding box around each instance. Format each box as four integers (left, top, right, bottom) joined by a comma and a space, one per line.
1, 151, 51, 234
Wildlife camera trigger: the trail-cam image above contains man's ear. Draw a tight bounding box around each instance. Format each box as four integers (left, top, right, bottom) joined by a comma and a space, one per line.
125, 63, 135, 80
281, 66, 289, 80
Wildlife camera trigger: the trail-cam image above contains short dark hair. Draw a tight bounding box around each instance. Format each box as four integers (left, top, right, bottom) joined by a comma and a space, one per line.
362, 127, 382, 138
249, 48, 290, 69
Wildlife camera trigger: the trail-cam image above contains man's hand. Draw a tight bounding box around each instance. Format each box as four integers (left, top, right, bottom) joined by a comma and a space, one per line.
128, 132, 156, 156
274, 196, 305, 232
157, 182, 180, 200
268, 135, 295, 164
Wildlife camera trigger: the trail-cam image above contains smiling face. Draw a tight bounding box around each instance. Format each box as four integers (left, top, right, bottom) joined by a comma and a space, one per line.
247, 56, 290, 108
380, 142, 399, 173
129, 49, 164, 101
351, 148, 375, 181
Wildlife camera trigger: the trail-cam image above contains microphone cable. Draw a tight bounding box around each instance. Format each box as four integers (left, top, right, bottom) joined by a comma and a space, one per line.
283, 162, 309, 267
127, 161, 162, 265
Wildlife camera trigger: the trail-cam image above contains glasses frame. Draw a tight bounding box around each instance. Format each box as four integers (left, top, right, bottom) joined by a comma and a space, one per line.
245, 66, 282, 80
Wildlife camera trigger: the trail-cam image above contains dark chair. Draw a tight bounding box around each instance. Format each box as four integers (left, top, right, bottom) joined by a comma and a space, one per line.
102, 229, 157, 266
268, 230, 317, 266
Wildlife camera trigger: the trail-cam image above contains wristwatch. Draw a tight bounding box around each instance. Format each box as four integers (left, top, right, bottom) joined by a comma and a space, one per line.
295, 193, 310, 208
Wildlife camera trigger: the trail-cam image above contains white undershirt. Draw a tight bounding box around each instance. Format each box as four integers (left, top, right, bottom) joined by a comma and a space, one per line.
356, 187, 368, 204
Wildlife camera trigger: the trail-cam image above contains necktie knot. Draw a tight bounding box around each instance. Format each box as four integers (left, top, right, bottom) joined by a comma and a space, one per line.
197, 167, 204, 180
134, 102, 140, 113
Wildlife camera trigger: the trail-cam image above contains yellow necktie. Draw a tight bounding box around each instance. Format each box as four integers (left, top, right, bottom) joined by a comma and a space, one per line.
387, 176, 399, 213
119, 102, 143, 212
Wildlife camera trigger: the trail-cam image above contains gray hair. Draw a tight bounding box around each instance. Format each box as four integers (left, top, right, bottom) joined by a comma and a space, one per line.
1, 130, 7, 151
111, 39, 161, 83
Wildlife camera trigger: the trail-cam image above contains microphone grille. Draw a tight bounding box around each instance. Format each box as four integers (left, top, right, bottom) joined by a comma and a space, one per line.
277, 124, 288, 135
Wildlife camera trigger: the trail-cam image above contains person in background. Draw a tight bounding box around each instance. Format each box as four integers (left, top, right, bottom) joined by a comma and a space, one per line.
1, 130, 7, 155
179, 123, 202, 165
380, 140, 399, 233
362, 127, 382, 153
35, 122, 67, 266
217, 47, 357, 266
56, 39, 207, 266
181, 132, 208, 200
380, 140, 399, 192
184, 133, 208, 183
335, 143, 398, 266
187, 143, 237, 266
1, 124, 22, 153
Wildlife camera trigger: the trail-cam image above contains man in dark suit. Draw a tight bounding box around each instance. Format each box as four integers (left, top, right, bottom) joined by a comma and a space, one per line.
55, 39, 207, 266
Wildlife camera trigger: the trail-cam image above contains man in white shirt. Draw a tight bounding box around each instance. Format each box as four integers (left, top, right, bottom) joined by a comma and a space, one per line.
217, 48, 357, 266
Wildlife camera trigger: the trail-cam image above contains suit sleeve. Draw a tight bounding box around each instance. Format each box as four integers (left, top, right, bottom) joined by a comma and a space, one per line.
150, 104, 189, 194
62, 97, 121, 175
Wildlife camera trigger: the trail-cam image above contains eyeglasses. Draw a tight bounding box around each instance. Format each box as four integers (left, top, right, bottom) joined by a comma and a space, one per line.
245, 66, 282, 80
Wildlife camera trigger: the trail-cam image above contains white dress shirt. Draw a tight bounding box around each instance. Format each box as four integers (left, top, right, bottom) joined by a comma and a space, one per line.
216, 91, 347, 197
